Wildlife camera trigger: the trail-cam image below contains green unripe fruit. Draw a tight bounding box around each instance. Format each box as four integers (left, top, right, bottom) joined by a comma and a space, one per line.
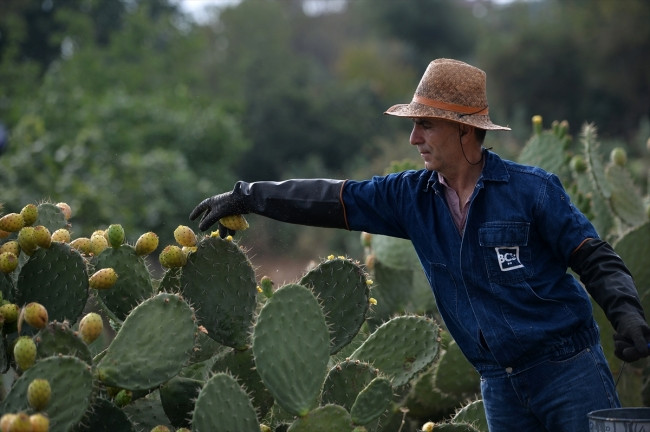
159, 245, 187, 268
79, 312, 103, 344
0, 213, 25, 232
135, 231, 159, 256
0, 251, 18, 273
17, 226, 38, 255
114, 389, 132, 407
13, 336, 37, 371
20, 204, 39, 226
107, 224, 125, 248
27, 378, 52, 411
569, 155, 587, 173
0, 303, 20, 323
610, 147, 627, 166
23, 302, 49, 329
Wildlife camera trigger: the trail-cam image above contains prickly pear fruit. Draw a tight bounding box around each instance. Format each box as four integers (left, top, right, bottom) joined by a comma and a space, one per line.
610, 147, 627, 166
0, 303, 20, 323
27, 378, 52, 411
0, 251, 18, 273
17, 227, 38, 255
13, 336, 37, 371
159, 245, 187, 268
8, 412, 31, 432
90, 233, 109, 255
69, 237, 93, 254
174, 225, 197, 247
23, 302, 49, 329
0, 240, 20, 256
0, 413, 16, 432
55, 202, 72, 220
260, 276, 274, 298
89, 268, 118, 290
150, 426, 171, 432
0, 213, 25, 232
106, 224, 125, 248
219, 214, 249, 231
33, 225, 52, 248
51, 228, 71, 243
29, 413, 50, 432
20, 204, 39, 226
114, 389, 132, 407
79, 312, 103, 344
135, 231, 159, 256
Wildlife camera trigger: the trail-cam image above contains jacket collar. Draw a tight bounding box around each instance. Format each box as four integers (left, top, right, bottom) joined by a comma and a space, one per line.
426, 149, 510, 191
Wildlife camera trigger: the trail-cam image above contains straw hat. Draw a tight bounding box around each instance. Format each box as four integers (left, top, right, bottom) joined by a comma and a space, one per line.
385, 58, 510, 131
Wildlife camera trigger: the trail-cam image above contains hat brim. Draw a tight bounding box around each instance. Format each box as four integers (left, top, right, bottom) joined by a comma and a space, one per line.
385, 102, 511, 131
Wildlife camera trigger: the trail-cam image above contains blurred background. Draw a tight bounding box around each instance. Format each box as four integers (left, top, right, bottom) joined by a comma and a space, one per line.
1, 0, 648, 282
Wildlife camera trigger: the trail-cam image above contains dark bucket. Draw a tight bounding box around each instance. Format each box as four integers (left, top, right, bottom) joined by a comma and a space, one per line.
588, 408, 650, 431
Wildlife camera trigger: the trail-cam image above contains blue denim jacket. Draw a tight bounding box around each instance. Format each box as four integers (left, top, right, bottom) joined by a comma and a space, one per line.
342, 150, 600, 376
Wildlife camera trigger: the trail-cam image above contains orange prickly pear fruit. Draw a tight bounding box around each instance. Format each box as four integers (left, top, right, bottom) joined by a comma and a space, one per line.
0, 252, 18, 274
7, 412, 31, 432
20, 204, 38, 226
173, 225, 197, 247
13, 336, 37, 371
27, 378, 51, 411
219, 215, 249, 231
135, 231, 159, 256
33, 225, 52, 248
158, 245, 187, 268
89, 268, 118, 290
55, 202, 72, 220
51, 228, 71, 243
29, 413, 50, 432
79, 312, 103, 344
22, 302, 49, 330
0, 213, 25, 232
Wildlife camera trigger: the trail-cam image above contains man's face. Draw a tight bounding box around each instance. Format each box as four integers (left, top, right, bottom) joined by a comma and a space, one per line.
409, 118, 461, 172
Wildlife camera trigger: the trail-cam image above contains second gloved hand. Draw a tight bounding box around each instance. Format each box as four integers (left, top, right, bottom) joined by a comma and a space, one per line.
189, 190, 249, 235
613, 314, 650, 362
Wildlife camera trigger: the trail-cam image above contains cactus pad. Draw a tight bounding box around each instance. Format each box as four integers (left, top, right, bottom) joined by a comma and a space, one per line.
252, 283, 330, 417
349, 376, 393, 425
74, 397, 135, 432
286, 404, 354, 432
299, 257, 370, 354
322, 360, 380, 411
351, 315, 441, 387
191, 372, 259, 432
35, 202, 68, 233
36, 321, 93, 365
96, 292, 196, 390
15, 242, 88, 323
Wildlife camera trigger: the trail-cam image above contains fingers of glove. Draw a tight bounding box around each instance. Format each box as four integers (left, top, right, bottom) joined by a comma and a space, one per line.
198, 209, 222, 232
218, 223, 236, 239
189, 199, 210, 221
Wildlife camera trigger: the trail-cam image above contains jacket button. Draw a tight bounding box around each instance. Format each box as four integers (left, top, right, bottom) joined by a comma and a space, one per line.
505, 367, 513, 373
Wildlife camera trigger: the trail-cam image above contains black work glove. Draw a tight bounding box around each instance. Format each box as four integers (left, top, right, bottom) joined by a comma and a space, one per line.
189, 191, 249, 237
614, 314, 650, 362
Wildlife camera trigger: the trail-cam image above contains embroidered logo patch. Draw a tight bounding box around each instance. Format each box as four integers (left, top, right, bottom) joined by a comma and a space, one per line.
495, 247, 524, 272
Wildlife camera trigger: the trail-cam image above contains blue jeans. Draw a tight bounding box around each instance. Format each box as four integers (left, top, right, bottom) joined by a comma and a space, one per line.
480, 345, 620, 432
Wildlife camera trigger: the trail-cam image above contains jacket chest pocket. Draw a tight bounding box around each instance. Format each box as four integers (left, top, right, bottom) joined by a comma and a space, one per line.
478, 222, 532, 284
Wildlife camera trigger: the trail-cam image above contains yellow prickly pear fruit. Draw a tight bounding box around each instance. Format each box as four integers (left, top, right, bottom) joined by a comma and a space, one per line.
173, 225, 197, 247
0, 240, 20, 256
29, 413, 50, 432
22, 302, 48, 330
158, 245, 187, 268
89, 268, 118, 290
69, 237, 93, 255
0, 303, 20, 323
33, 225, 52, 249
422, 422, 435, 432
51, 228, 71, 243
13, 336, 37, 371
106, 224, 125, 248
8, 412, 31, 432
79, 312, 103, 344
90, 233, 109, 255
0, 252, 18, 274
0, 213, 25, 232
150, 426, 171, 432
20, 204, 38, 226
27, 378, 51, 411
17, 227, 38, 255
55, 202, 72, 220
0, 413, 17, 432
219, 215, 249, 231
135, 232, 159, 256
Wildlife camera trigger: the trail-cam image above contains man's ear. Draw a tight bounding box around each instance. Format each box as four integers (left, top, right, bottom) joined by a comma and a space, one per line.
459, 124, 474, 137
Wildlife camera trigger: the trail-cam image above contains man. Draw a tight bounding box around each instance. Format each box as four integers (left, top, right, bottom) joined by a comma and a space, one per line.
190, 58, 650, 431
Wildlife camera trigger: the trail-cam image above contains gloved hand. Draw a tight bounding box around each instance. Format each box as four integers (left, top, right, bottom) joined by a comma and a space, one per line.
189, 191, 249, 236
613, 314, 650, 362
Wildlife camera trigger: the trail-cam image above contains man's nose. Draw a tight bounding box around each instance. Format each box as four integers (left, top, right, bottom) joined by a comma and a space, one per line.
410, 125, 422, 145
